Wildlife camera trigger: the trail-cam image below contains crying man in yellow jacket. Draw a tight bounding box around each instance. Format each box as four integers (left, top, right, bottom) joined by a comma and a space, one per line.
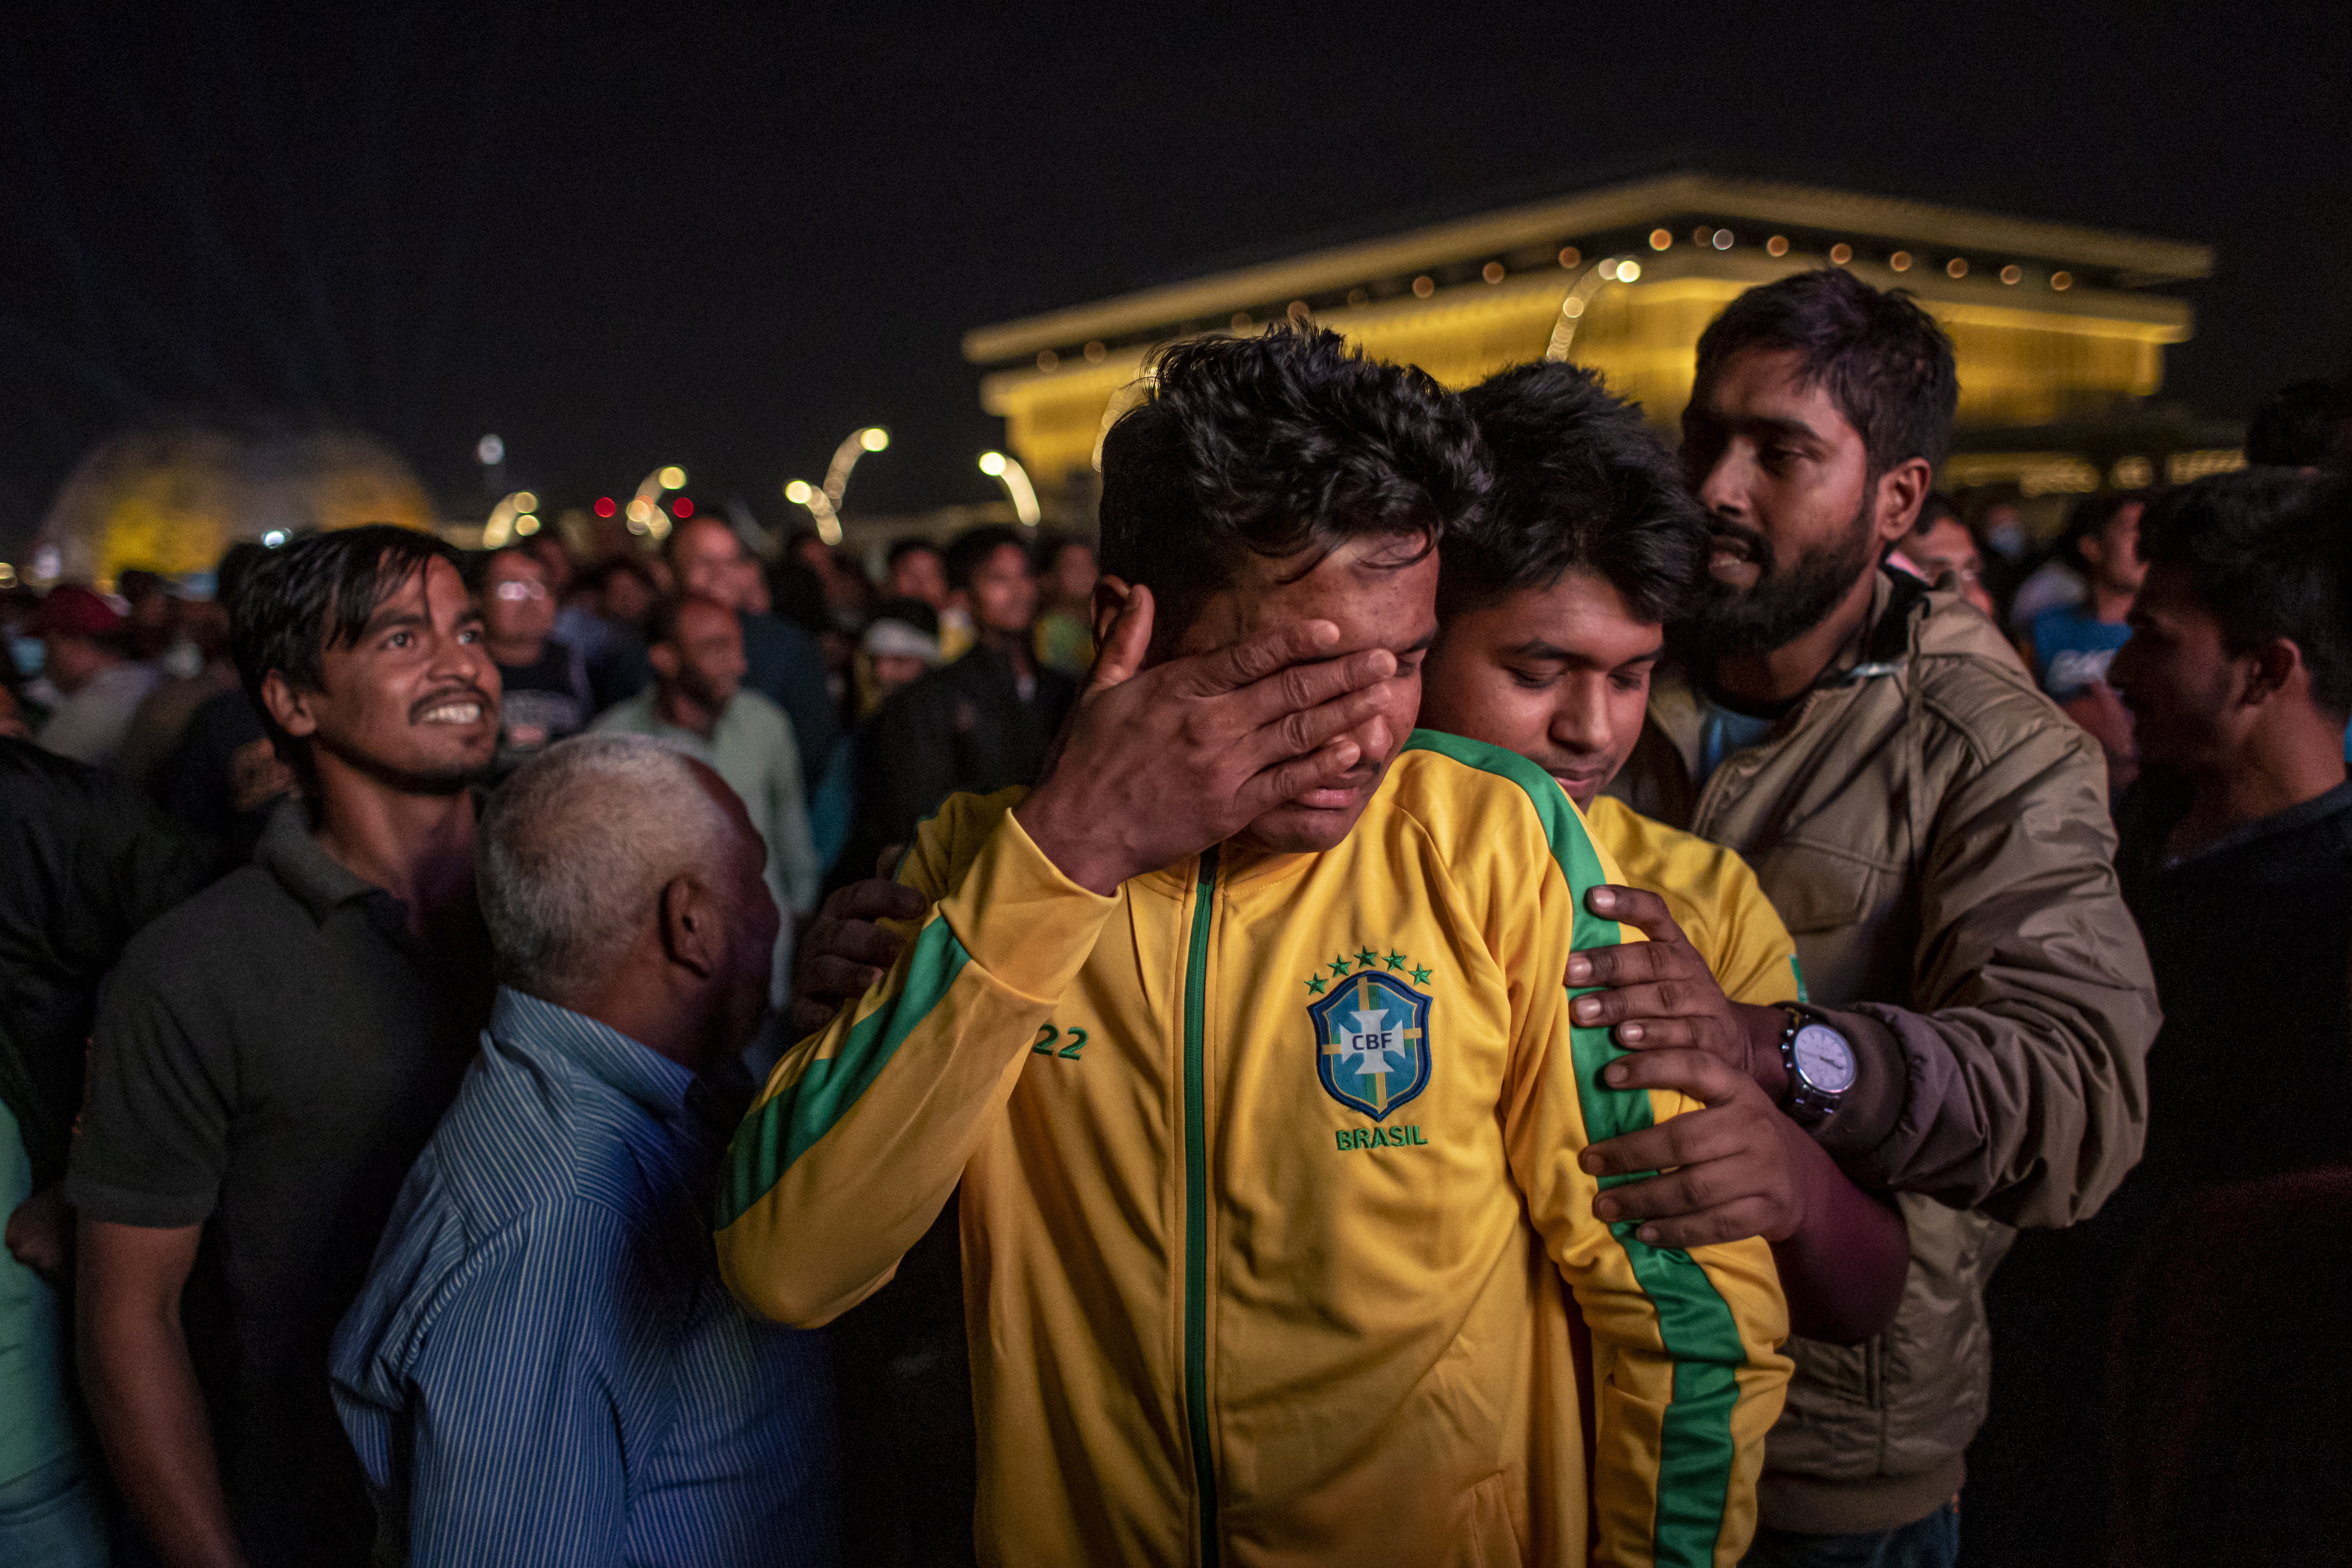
716, 328, 1790, 1568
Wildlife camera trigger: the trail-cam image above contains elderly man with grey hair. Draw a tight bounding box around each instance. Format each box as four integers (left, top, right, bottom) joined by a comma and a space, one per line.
330, 734, 839, 1568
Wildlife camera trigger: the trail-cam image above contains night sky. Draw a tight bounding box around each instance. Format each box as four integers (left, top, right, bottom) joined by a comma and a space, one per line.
3, 2, 2346, 560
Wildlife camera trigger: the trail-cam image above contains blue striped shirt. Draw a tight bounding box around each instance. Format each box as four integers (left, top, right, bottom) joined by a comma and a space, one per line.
331, 989, 838, 1567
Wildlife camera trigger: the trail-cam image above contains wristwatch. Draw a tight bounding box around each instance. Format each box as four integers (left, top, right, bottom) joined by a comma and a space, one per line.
1777, 1005, 1858, 1125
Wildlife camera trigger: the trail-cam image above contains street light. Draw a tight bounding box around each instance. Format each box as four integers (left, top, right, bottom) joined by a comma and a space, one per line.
627, 465, 689, 539
783, 478, 843, 546
978, 450, 1041, 526
821, 426, 890, 509
481, 490, 541, 548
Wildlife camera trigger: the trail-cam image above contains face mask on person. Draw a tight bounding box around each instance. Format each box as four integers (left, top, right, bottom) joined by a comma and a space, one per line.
11, 636, 43, 678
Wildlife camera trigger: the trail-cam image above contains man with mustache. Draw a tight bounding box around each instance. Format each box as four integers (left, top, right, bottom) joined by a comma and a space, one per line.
1592, 269, 2159, 1566
69, 526, 502, 1568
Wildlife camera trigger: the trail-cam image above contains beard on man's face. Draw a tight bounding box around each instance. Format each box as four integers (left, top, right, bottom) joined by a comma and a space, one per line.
1685, 496, 1881, 659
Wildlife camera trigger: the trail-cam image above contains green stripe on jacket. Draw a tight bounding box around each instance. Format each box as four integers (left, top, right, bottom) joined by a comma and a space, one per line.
716, 916, 971, 1229
1401, 729, 1748, 1567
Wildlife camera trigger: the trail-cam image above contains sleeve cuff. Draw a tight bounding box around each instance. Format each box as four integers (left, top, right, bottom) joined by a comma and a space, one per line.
1809, 1005, 1909, 1162
62, 1171, 217, 1230
938, 808, 1121, 1003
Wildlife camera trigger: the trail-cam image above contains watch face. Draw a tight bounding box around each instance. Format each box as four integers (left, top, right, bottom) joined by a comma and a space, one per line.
1791, 1023, 1857, 1094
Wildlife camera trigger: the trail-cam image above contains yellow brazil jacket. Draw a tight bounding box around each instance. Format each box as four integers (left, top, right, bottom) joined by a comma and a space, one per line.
716, 732, 1790, 1568
1583, 796, 1804, 1013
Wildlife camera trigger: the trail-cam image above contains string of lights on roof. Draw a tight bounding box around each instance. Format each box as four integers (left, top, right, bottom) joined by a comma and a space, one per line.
1023, 226, 2083, 372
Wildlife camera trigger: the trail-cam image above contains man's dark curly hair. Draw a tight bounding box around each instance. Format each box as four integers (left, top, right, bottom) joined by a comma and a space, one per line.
1098, 326, 1490, 641
1690, 267, 1959, 475
1447, 362, 1710, 625
2139, 468, 2352, 716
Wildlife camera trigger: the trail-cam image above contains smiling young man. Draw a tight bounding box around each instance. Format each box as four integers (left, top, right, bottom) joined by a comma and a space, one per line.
68, 527, 502, 1568
1424, 361, 1908, 1347
1596, 271, 2158, 1565
718, 330, 1788, 1568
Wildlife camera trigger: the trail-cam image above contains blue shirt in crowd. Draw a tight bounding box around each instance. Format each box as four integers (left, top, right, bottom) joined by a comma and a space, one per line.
2031, 602, 2134, 701
331, 989, 838, 1568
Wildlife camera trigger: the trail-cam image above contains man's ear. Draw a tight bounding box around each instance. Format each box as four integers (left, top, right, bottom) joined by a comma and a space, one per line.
1091, 576, 1135, 649
648, 642, 680, 681
657, 873, 723, 980
259, 670, 319, 738
2242, 636, 2310, 708
1873, 458, 1935, 544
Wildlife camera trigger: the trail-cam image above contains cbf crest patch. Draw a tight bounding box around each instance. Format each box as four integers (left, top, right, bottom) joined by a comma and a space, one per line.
1308, 964, 1433, 1122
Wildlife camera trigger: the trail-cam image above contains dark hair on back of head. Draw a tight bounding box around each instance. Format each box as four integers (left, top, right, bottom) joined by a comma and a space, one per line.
2245, 378, 2352, 468
213, 541, 269, 616
1447, 362, 1708, 624
231, 525, 462, 788
1692, 268, 1959, 474
1099, 326, 1490, 637
2058, 489, 2151, 571
886, 536, 943, 568
2138, 469, 2352, 715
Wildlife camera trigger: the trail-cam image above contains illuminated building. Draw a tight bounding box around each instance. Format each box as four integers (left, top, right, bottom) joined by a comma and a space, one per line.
963, 172, 2234, 524
32, 420, 438, 588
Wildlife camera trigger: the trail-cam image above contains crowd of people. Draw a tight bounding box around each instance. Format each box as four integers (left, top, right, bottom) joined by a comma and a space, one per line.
1, 268, 2349, 1568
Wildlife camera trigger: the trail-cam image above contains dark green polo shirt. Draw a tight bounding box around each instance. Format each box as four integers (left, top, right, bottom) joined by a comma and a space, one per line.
67, 801, 493, 1567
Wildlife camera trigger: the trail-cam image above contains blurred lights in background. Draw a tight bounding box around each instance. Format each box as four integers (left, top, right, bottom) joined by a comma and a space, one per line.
1890, 250, 1913, 271
1766, 235, 1790, 256
671, 496, 694, 518
1649, 228, 1672, 250
2002, 264, 2023, 284
476, 434, 505, 466
1712, 229, 1734, 249
1829, 243, 1853, 264
1557, 247, 1581, 268
594, 496, 617, 518
1947, 257, 1970, 278
1481, 262, 1505, 283
262, 530, 289, 547
978, 450, 1041, 526
0, 563, 14, 588
2051, 271, 2074, 290
657, 464, 687, 491
1411, 276, 1434, 298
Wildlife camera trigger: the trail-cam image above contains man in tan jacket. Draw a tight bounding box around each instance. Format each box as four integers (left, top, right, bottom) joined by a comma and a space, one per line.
1584, 268, 2160, 1565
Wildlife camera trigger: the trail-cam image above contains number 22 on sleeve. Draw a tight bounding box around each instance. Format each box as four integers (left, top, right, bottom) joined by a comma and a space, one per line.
1031, 1023, 1087, 1061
